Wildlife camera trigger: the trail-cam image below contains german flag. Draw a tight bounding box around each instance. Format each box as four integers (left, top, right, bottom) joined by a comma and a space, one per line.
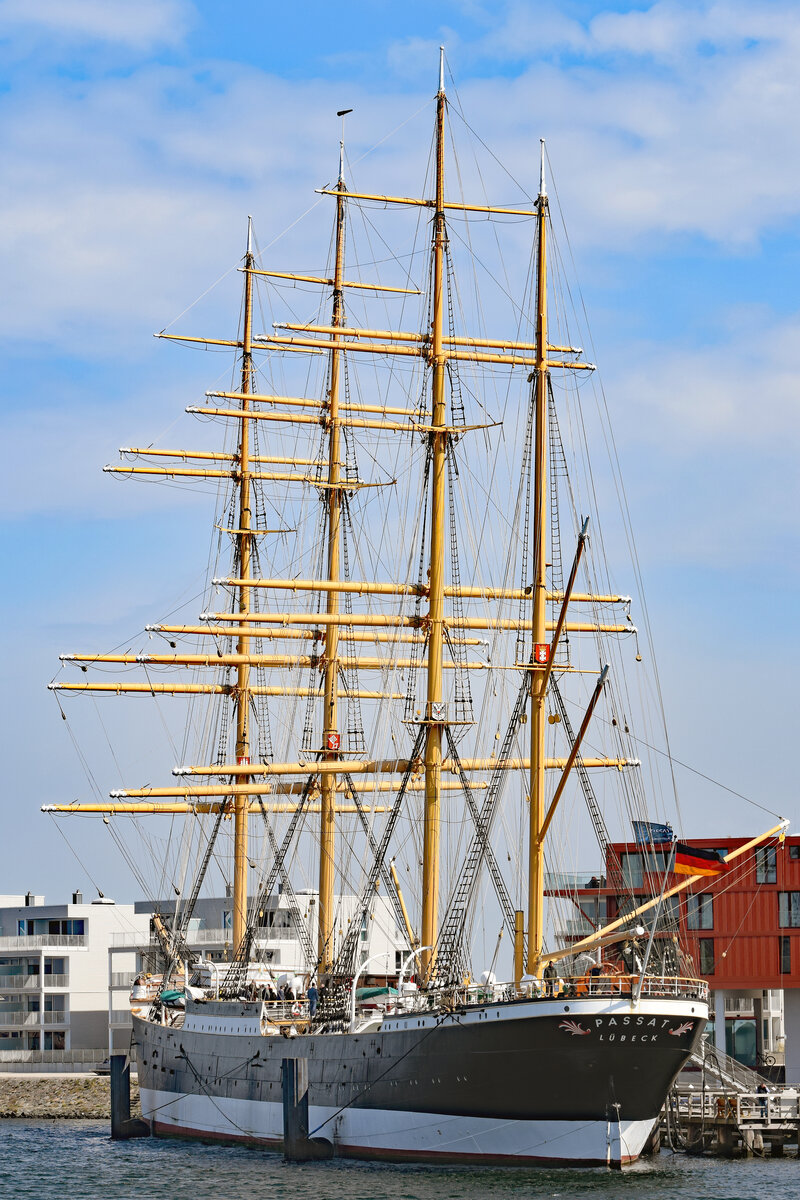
673, 843, 729, 877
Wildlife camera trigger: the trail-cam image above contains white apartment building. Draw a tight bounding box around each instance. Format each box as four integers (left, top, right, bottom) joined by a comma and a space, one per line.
109, 889, 410, 1046
0, 892, 150, 1070
0, 887, 410, 1069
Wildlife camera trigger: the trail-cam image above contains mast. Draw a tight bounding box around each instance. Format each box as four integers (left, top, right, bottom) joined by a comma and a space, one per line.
317, 138, 347, 974
420, 48, 447, 981
527, 143, 549, 973
233, 217, 255, 950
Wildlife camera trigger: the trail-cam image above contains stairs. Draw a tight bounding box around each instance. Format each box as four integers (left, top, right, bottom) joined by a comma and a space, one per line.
688, 1039, 771, 1093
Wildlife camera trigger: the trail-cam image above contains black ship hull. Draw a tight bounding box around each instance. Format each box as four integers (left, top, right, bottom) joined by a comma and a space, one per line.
134, 990, 706, 1166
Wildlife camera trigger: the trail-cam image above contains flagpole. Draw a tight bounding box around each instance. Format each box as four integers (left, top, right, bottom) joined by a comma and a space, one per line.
632, 839, 677, 1006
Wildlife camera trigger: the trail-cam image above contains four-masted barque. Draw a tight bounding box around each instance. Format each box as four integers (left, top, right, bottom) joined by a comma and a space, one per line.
48, 50, 764, 1165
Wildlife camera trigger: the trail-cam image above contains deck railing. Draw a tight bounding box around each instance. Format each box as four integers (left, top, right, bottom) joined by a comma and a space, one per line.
379, 973, 708, 1015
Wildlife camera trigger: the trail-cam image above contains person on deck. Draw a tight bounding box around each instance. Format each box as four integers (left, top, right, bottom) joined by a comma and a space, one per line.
543, 960, 558, 997
307, 981, 319, 1018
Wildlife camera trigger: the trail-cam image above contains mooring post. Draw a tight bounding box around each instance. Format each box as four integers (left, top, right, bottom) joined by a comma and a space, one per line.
282, 1057, 310, 1159
110, 1053, 132, 1138
110, 1052, 149, 1140
281, 1057, 333, 1161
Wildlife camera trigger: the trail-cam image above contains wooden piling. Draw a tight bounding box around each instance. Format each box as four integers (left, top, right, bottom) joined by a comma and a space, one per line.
110, 1053, 149, 1139
281, 1057, 333, 1161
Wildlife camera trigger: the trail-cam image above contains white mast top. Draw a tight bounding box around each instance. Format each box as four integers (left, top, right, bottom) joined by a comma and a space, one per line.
539, 139, 546, 199
246, 214, 252, 255
336, 108, 353, 183
439, 46, 445, 95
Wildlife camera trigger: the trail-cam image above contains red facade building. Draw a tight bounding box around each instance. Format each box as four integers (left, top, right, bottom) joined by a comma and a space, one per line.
606, 835, 800, 991
557, 833, 800, 1078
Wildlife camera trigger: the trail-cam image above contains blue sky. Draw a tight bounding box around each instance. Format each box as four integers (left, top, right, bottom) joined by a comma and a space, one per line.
0, 0, 798, 901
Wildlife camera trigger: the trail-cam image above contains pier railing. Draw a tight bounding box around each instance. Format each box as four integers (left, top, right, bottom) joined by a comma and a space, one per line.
679, 1089, 800, 1128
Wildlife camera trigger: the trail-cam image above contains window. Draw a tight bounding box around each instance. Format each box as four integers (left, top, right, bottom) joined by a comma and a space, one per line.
222, 910, 232, 931
622, 895, 680, 930
579, 897, 607, 925
790, 846, 800, 861
699, 938, 715, 975
756, 847, 777, 884
621, 850, 670, 890
43, 995, 65, 1013
395, 950, 408, 972
44, 958, 65, 975
687, 894, 714, 930
780, 937, 792, 975
779, 893, 800, 928
360, 913, 368, 942
25, 919, 84, 937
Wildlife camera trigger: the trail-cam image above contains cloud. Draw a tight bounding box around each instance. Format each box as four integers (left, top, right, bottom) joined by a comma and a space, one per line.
0, 0, 193, 49
2, 0, 800, 380
402, 2, 800, 246
593, 308, 800, 570
610, 309, 800, 449
2, 1, 798, 900
589, 0, 791, 59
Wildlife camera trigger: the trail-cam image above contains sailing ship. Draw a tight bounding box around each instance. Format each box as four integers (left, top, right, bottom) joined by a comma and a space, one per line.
47, 51, 782, 1166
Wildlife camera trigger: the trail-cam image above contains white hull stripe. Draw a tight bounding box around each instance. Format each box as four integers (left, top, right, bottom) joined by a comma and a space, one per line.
140, 1086, 655, 1165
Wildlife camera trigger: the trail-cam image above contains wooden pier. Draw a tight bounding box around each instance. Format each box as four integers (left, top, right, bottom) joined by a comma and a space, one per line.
665, 1087, 800, 1157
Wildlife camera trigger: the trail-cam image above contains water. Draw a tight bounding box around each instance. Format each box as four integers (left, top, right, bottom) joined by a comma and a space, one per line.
1, 1122, 798, 1200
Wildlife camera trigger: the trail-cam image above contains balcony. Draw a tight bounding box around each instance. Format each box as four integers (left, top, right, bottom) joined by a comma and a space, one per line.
0, 1012, 41, 1027
0, 974, 69, 990
0, 935, 86, 949
0, 1048, 104, 1066
0, 974, 39, 990
110, 971, 136, 989
110, 932, 147, 948
555, 919, 596, 940
725, 997, 756, 1015
184, 929, 232, 945
110, 1008, 134, 1026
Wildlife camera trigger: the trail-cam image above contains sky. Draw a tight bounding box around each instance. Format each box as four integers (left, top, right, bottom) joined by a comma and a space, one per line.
0, 0, 798, 903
